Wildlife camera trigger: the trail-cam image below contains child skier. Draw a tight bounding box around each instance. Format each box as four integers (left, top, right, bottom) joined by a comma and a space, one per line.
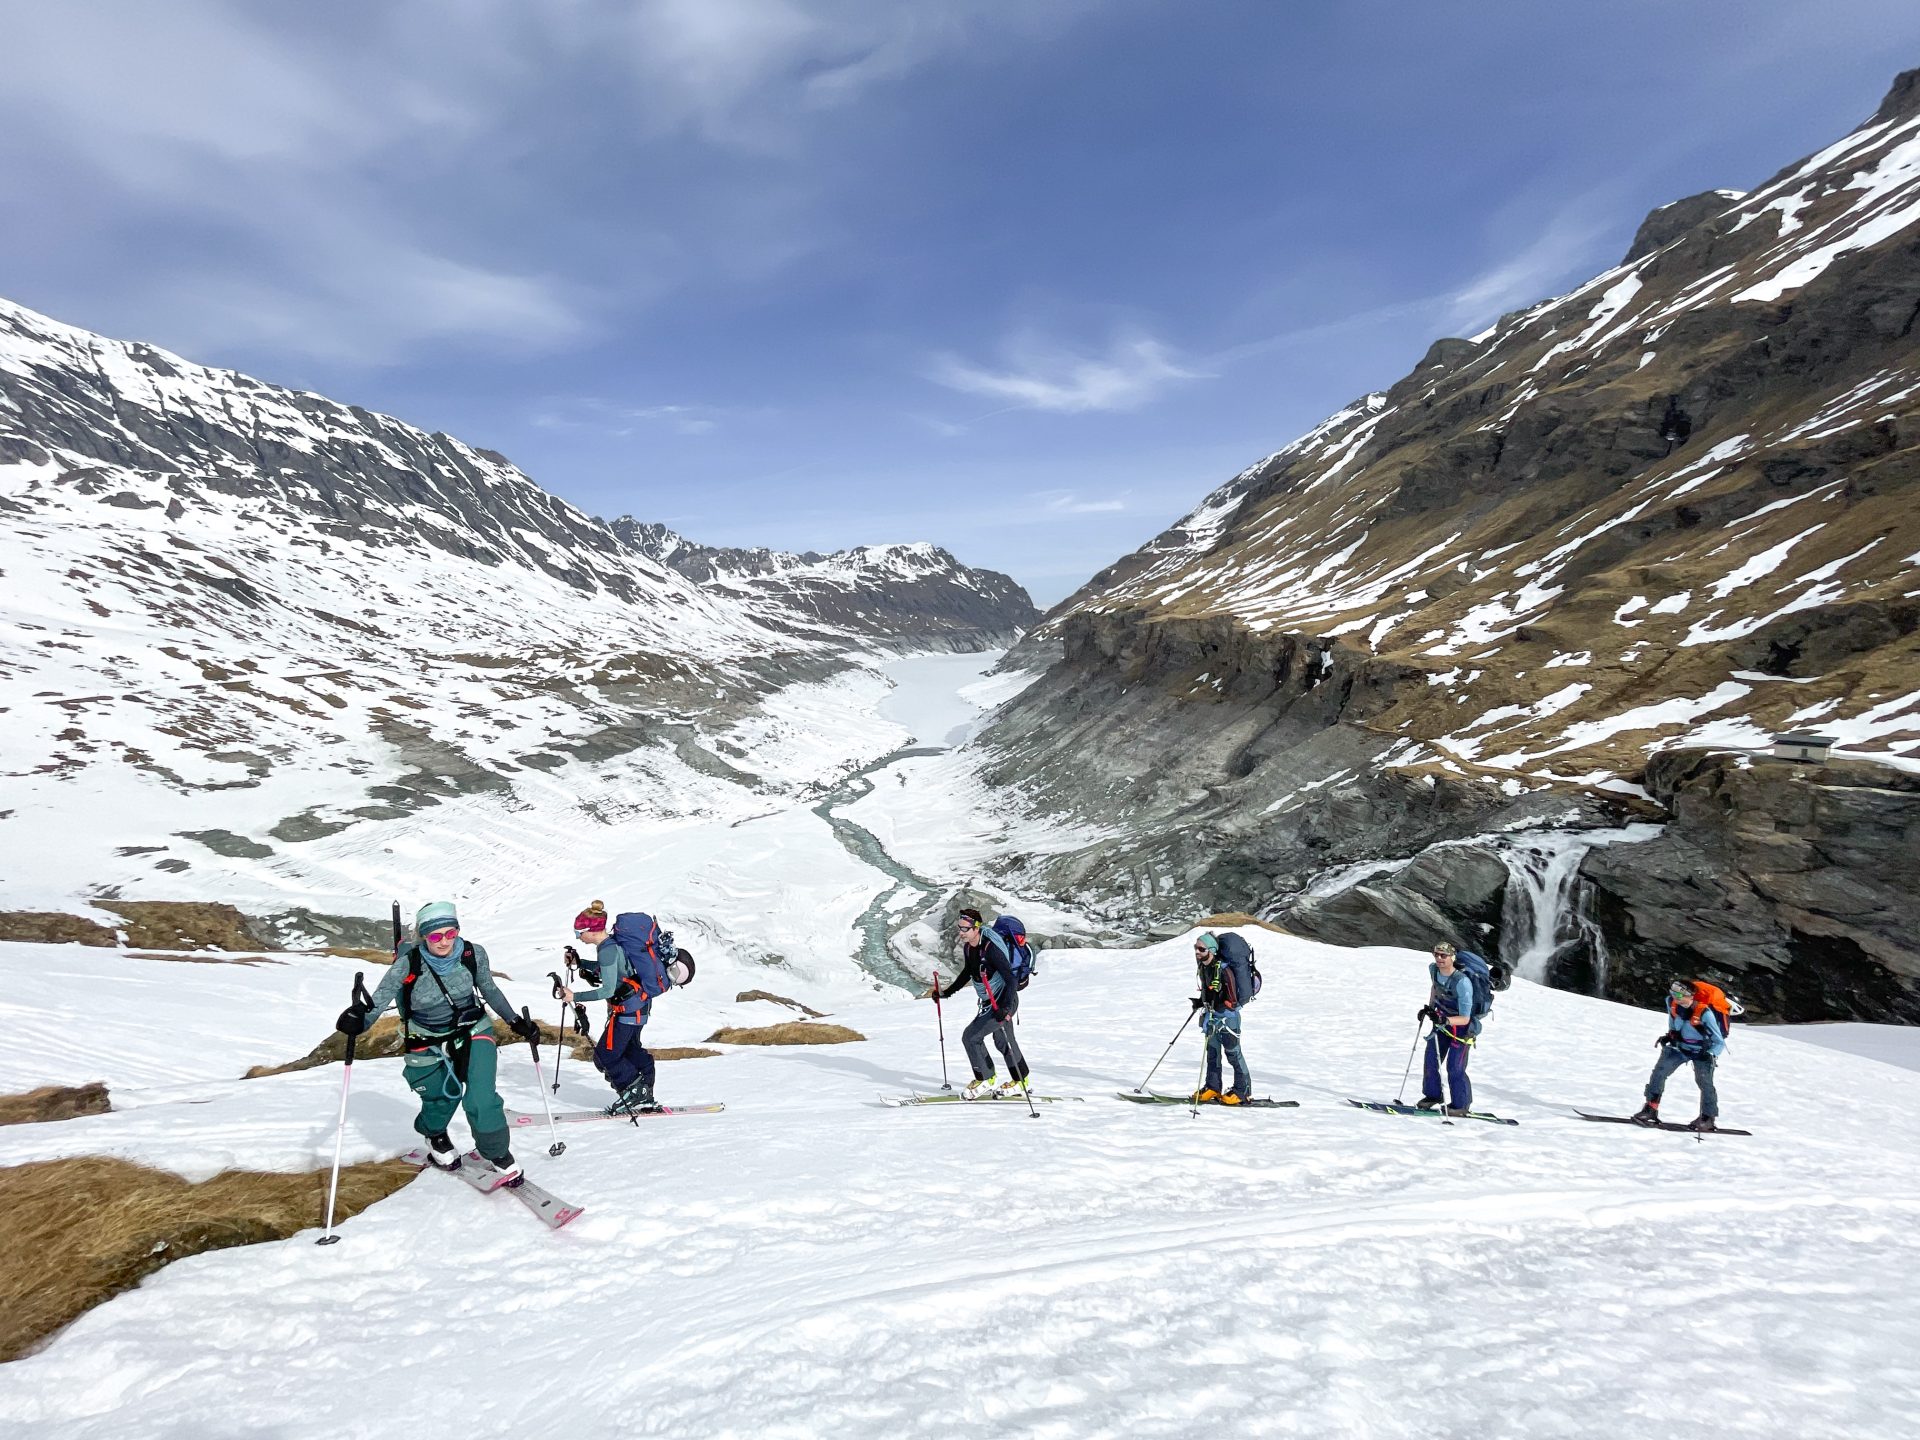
335, 900, 537, 1181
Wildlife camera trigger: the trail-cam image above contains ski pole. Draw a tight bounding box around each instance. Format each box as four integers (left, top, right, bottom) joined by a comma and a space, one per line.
1395, 1017, 1429, 1105
1009, 1020, 1038, 1120
522, 1006, 566, 1158
548, 971, 569, 1093
316, 970, 373, 1246
1134, 1008, 1198, 1094
932, 968, 952, 1091
1190, 1011, 1211, 1118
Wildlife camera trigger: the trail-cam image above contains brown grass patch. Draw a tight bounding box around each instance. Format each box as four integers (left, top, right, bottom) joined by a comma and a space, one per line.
703, 1022, 865, 1046
242, 1018, 731, 1079
653, 1046, 723, 1061
734, 989, 827, 1018
0, 1082, 111, 1127
0, 1154, 416, 1362
97, 901, 267, 951
0, 911, 116, 946
1196, 913, 1293, 935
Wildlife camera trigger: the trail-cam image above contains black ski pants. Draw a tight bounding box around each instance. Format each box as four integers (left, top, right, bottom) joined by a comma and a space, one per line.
962, 999, 1028, 1083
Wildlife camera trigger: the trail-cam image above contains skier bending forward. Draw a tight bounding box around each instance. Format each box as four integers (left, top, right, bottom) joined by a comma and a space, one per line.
935, 908, 1031, 1100
336, 900, 538, 1181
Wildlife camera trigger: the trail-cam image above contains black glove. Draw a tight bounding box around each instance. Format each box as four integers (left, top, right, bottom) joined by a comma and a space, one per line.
571, 1003, 592, 1037
1417, 1005, 1436, 1023
1655, 1031, 1674, 1048
563, 945, 582, 967
335, 1007, 368, 1037
510, 1012, 540, 1042
1190, 996, 1206, 1011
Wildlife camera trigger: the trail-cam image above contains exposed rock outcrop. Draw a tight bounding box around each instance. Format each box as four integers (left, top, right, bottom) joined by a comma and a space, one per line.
1583, 750, 1920, 1021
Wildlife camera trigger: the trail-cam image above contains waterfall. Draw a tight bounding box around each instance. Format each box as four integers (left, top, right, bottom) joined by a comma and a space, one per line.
1493, 826, 1653, 991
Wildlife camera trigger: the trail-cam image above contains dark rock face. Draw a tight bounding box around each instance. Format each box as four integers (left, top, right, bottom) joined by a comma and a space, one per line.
978, 609, 1633, 928
1583, 750, 1920, 1021
611, 520, 1037, 651
1624, 190, 1740, 264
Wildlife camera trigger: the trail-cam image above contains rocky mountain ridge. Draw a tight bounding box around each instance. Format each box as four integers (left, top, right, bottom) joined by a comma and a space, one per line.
0, 294, 1014, 921
976, 68, 1920, 1020
611, 520, 1036, 652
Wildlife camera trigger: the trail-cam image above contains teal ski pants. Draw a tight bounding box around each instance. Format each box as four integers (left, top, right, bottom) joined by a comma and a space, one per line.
404, 1031, 511, 1162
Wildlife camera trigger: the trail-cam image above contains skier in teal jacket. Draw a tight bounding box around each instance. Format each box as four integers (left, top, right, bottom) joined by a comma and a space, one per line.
337, 901, 537, 1180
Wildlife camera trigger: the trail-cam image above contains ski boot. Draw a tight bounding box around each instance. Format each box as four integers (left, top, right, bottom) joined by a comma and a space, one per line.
995, 1077, 1028, 1099
1414, 1096, 1443, 1112
1445, 1107, 1471, 1118
962, 1076, 999, 1100
1192, 1088, 1221, 1104
1629, 1103, 1662, 1127
425, 1131, 461, 1171
486, 1151, 524, 1188
1219, 1093, 1245, 1107
611, 1078, 658, 1114
1685, 1115, 1717, 1133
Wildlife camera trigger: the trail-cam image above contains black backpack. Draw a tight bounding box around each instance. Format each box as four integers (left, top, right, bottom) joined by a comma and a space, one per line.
399, 941, 484, 1032
1215, 932, 1263, 1008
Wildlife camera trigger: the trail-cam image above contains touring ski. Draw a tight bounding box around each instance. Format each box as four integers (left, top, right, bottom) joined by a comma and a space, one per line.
881, 1091, 1079, 1106
1575, 1111, 1751, 1136
400, 1148, 585, 1228
1117, 1092, 1300, 1108
1346, 1099, 1519, 1126
505, 1103, 725, 1127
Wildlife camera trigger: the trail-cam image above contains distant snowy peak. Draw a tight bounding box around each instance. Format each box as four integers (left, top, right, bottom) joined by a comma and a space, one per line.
611, 519, 1038, 651
1022, 66, 1920, 778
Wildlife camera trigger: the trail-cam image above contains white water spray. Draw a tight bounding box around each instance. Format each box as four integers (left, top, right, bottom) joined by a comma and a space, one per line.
1496, 825, 1663, 988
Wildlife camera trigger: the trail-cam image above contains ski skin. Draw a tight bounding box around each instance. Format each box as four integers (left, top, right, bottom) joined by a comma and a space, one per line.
400, 1148, 584, 1229
505, 1103, 725, 1127
1576, 1111, 1751, 1137
1117, 1093, 1300, 1108
1346, 1099, 1520, 1126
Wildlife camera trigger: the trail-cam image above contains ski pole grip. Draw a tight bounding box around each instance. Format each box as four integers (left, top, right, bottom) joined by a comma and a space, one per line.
344, 971, 369, 1066
549, 970, 566, 1000
521, 1006, 541, 1064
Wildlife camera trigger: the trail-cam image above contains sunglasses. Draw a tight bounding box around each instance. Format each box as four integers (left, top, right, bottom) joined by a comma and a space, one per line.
422, 925, 460, 943
956, 920, 979, 931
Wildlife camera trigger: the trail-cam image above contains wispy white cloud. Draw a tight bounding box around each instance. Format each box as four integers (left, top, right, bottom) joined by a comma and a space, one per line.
1039, 490, 1127, 514
0, 1, 1096, 366
1438, 208, 1617, 332
532, 398, 731, 437
928, 330, 1202, 414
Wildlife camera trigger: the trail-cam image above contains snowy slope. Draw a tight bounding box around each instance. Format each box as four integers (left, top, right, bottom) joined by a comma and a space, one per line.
0, 293, 1022, 921
2, 929, 1916, 1437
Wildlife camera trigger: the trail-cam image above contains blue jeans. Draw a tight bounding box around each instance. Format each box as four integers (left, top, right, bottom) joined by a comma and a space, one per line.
595, 1019, 655, 1093
1423, 1029, 1472, 1110
1646, 1046, 1718, 1118
1203, 1010, 1251, 1098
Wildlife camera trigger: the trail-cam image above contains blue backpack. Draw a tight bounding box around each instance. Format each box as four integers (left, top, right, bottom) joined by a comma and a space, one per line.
1215, 932, 1262, 1008
610, 912, 675, 1007
1456, 951, 1494, 1021
991, 915, 1037, 990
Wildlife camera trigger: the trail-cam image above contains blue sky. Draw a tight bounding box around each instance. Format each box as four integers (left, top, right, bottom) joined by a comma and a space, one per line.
2, 3, 1917, 604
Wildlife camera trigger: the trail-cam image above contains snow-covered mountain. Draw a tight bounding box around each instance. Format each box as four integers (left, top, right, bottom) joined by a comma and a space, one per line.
612, 520, 1036, 651
0, 295, 1015, 927
974, 69, 1920, 1021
